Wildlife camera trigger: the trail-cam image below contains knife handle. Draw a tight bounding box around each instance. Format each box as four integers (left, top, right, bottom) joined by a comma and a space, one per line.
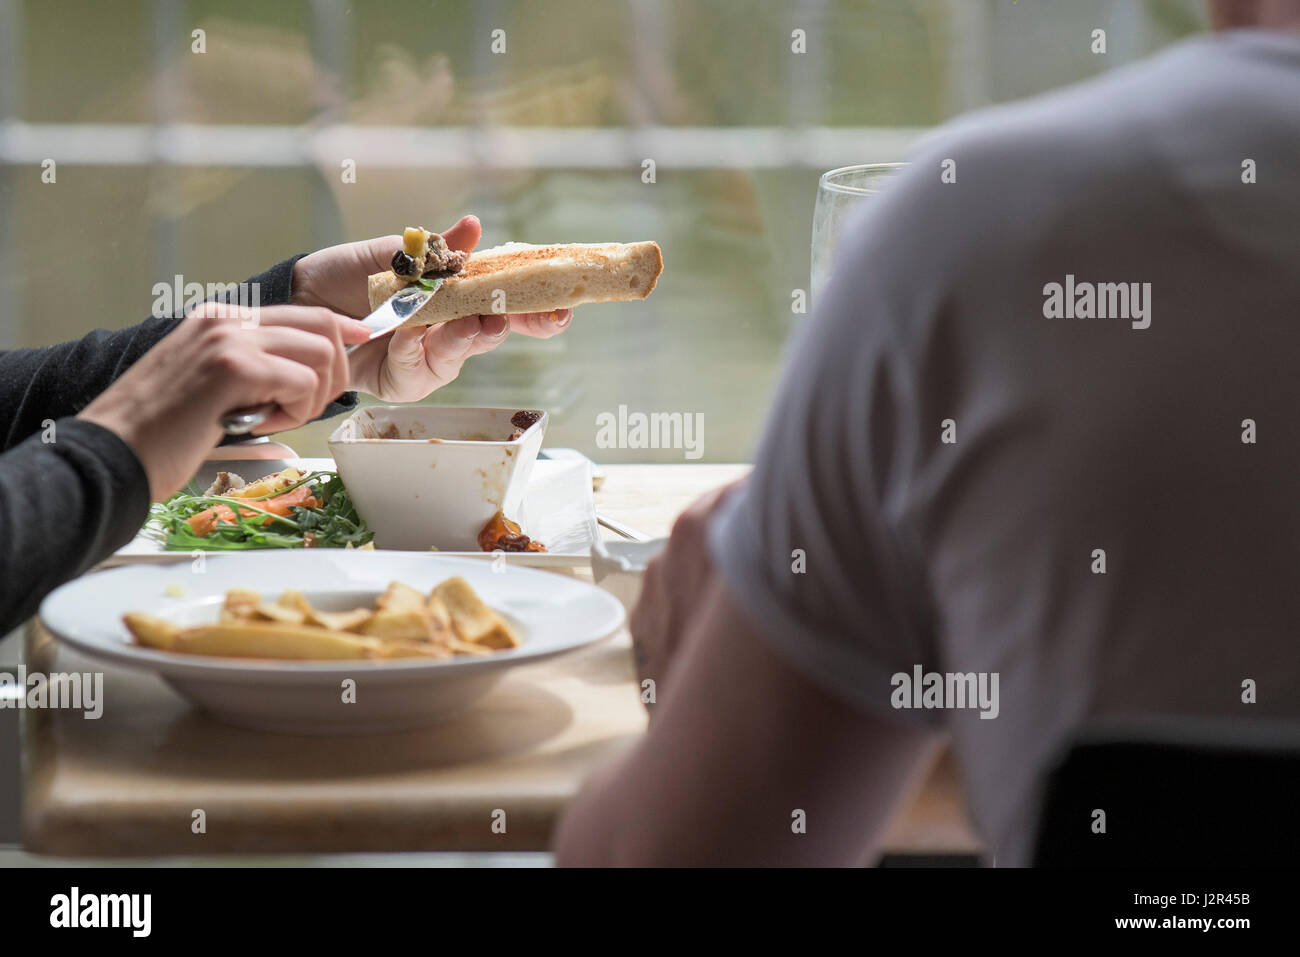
221, 403, 274, 436
219, 337, 375, 435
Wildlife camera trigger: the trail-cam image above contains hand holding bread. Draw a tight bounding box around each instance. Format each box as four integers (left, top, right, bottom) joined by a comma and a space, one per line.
290, 215, 661, 403
366, 239, 664, 326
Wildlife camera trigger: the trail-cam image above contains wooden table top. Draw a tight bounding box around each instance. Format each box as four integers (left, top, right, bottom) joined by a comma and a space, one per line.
22, 463, 980, 858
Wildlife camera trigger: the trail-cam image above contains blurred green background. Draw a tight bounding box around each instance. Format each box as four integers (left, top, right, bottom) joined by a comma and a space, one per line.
0, 0, 1204, 461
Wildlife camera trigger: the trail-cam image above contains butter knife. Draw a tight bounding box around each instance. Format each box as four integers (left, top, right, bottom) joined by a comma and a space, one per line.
220, 279, 441, 436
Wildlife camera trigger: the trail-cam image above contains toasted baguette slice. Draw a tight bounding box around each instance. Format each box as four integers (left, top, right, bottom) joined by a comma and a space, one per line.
366, 241, 663, 327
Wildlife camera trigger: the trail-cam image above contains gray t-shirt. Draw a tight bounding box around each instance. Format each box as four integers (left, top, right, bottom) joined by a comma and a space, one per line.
710, 29, 1300, 866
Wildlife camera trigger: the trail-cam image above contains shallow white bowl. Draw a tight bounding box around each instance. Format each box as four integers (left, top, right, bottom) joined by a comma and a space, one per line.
328, 405, 546, 551
40, 551, 624, 734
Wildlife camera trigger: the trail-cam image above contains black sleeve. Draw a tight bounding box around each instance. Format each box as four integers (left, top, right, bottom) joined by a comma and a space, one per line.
0, 254, 359, 633
0, 419, 151, 634
0, 254, 357, 451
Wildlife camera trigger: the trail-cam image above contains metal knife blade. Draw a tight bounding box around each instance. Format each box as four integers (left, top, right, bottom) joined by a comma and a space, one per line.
220, 279, 442, 436
353, 279, 442, 345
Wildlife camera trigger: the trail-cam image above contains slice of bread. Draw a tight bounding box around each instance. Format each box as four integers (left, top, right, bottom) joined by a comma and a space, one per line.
367, 241, 663, 326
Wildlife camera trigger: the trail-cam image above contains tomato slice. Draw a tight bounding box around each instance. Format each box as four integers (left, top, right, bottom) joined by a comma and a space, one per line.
185, 486, 320, 537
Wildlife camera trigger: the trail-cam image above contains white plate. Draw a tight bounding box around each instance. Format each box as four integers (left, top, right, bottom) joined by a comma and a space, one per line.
108, 457, 597, 568
41, 551, 625, 734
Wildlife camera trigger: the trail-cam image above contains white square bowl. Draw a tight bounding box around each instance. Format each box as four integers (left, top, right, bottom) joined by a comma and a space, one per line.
327, 405, 547, 550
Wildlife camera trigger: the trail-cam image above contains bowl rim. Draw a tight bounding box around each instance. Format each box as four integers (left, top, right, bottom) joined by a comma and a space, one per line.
328, 405, 548, 448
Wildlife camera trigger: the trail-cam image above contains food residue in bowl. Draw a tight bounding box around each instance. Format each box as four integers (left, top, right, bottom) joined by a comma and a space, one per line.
359, 409, 544, 443
477, 511, 546, 553
508, 409, 543, 441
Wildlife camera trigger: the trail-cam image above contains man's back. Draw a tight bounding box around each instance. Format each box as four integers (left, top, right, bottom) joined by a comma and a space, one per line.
709, 29, 1300, 865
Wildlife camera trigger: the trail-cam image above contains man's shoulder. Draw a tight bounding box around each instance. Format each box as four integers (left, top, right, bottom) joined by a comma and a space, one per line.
916, 31, 1296, 177
857, 35, 1263, 286
919, 36, 1222, 174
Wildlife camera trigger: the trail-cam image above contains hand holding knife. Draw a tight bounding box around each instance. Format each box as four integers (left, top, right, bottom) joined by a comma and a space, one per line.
220, 279, 442, 436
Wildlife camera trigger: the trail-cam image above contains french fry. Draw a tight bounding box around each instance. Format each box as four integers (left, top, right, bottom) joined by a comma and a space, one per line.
278, 590, 313, 615
364, 608, 438, 643
124, 612, 183, 651
220, 588, 261, 622
376, 581, 427, 612
470, 626, 519, 651
254, 601, 308, 625
432, 577, 520, 649
128, 577, 518, 661
371, 638, 452, 659
240, 589, 314, 625
427, 593, 454, 634
172, 623, 380, 660
307, 607, 374, 632
446, 637, 494, 657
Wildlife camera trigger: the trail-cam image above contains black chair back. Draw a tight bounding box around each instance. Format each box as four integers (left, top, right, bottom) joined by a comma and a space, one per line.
1032, 718, 1300, 866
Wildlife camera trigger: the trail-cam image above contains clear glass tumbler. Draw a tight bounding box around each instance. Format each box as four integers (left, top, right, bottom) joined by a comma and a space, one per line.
811, 163, 906, 303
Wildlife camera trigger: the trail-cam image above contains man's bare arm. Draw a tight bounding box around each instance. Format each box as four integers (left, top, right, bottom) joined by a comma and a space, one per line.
554, 581, 943, 866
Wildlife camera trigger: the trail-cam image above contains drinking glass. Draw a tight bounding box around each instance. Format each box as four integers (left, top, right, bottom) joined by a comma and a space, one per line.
811, 163, 906, 302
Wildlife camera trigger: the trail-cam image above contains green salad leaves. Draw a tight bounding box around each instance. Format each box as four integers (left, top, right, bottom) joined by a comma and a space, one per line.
147, 470, 374, 551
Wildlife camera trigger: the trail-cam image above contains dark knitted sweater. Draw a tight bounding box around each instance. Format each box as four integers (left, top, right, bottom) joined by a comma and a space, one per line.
0, 255, 357, 632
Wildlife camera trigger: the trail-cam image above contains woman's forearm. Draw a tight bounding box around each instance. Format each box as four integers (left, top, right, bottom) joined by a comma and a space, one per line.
0, 255, 324, 454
